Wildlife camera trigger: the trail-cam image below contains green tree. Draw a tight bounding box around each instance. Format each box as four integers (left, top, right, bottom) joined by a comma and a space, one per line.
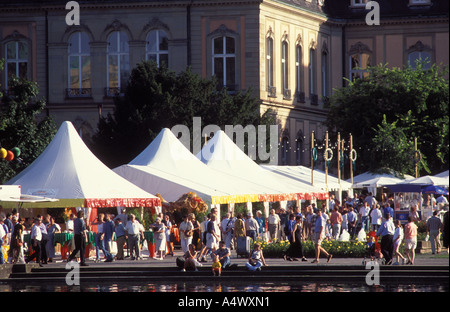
92, 61, 275, 168
370, 115, 415, 177
325, 61, 449, 176
0, 74, 57, 184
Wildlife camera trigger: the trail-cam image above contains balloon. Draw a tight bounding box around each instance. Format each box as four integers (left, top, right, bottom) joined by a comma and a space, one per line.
0, 148, 7, 159
5, 150, 14, 161
11, 147, 21, 157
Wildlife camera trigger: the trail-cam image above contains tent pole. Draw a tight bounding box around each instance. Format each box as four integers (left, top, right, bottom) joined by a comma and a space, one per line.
350, 134, 353, 185
414, 137, 418, 178
337, 132, 341, 185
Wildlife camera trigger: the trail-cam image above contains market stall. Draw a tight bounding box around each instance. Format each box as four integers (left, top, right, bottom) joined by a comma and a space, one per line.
1, 121, 161, 256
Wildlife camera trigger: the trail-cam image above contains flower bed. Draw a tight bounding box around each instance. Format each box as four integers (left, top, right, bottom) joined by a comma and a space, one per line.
251, 238, 404, 258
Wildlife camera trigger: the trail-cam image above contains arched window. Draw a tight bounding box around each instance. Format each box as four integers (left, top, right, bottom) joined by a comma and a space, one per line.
212, 36, 236, 91
4, 41, 28, 89
146, 30, 169, 67
68, 32, 91, 97
107, 31, 130, 96
281, 40, 289, 97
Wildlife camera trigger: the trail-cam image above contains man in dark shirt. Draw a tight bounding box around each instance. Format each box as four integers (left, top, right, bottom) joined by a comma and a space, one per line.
103, 214, 115, 253
67, 210, 88, 266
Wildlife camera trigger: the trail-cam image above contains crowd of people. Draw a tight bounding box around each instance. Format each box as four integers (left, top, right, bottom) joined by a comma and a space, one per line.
0, 210, 62, 266
1, 191, 448, 272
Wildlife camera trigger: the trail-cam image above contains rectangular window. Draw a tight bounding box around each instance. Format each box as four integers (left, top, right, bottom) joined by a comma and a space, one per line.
107, 31, 130, 96
350, 53, 371, 81
212, 36, 236, 91
309, 48, 315, 95
146, 30, 169, 68
4, 41, 28, 89
321, 51, 328, 98
266, 37, 274, 90
67, 32, 91, 97
281, 41, 289, 92
295, 45, 305, 103
408, 51, 431, 70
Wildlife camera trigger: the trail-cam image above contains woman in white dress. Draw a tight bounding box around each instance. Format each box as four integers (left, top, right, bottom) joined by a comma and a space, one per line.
153, 217, 166, 260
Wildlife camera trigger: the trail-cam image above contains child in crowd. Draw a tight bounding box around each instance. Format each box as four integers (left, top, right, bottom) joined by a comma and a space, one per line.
393, 220, 406, 265
211, 253, 222, 276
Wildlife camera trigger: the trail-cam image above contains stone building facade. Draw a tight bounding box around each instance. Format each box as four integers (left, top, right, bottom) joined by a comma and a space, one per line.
0, 0, 448, 166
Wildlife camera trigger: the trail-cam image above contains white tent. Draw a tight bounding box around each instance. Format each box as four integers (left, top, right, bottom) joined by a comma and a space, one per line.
405, 175, 449, 187
113, 128, 266, 206
196, 130, 328, 202
347, 171, 414, 195
262, 165, 352, 192
2, 121, 161, 209
435, 170, 449, 179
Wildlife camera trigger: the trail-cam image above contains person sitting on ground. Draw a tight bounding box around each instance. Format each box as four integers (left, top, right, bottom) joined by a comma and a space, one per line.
183, 243, 201, 272
245, 243, 267, 272
212, 240, 231, 269
211, 253, 222, 276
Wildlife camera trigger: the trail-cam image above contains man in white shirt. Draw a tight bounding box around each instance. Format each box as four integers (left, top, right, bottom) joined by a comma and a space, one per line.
267, 209, 281, 242
27, 218, 43, 266
220, 213, 234, 249
359, 202, 371, 233
436, 194, 448, 206
245, 212, 259, 242
328, 195, 336, 214
370, 204, 383, 231
125, 214, 142, 260
365, 192, 377, 209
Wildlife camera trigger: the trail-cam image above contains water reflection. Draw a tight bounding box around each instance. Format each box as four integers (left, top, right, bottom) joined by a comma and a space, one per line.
0, 281, 447, 293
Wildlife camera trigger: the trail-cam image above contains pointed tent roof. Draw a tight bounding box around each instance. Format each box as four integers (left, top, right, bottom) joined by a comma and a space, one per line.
405, 175, 449, 187
197, 130, 328, 201
4, 121, 160, 208
347, 171, 414, 189
114, 128, 263, 204
435, 170, 449, 179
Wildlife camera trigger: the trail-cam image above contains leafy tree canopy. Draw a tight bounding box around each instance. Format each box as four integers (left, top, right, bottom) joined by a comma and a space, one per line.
92, 61, 275, 168
325, 61, 449, 177
0, 72, 57, 184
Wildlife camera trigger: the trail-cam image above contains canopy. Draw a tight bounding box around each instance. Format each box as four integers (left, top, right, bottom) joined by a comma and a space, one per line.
114, 128, 268, 205
348, 171, 413, 188
384, 183, 449, 196
435, 170, 449, 179
2, 121, 161, 208
405, 175, 449, 187
384, 183, 426, 193
262, 165, 352, 192
197, 130, 328, 201
422, 185, 449, 196
0, 185, 58, 203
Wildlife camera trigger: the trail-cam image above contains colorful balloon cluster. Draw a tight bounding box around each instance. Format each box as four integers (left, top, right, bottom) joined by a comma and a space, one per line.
0, 146, 21, 162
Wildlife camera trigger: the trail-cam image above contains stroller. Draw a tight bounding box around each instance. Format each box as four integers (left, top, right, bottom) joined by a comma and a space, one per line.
362, 231, 385, 265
